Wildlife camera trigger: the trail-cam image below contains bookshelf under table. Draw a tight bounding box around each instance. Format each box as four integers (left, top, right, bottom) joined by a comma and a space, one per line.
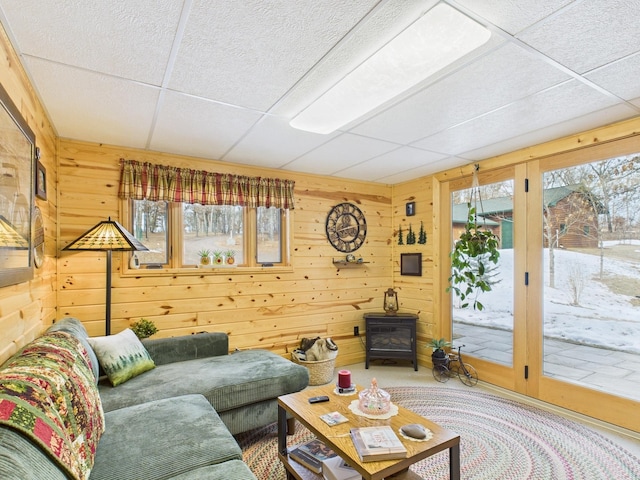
277, 383, 460, 480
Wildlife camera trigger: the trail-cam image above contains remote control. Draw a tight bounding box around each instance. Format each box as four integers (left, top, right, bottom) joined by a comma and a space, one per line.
308, 395, 329, 404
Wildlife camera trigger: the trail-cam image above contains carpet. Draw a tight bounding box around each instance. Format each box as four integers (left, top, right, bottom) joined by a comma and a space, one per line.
235, 386, 640, 480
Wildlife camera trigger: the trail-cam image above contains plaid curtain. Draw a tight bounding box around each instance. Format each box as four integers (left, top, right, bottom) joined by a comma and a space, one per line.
118, 159, 295, 209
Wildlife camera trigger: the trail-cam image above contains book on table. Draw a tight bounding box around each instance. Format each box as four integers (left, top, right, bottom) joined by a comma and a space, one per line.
350, 426, 408, 462
322, 455, 360, 480
319, 411, 349, 426
288, 438, 337, 473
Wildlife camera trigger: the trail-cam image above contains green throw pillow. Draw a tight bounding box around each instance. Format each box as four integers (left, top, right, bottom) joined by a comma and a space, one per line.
88, 329, 155, 386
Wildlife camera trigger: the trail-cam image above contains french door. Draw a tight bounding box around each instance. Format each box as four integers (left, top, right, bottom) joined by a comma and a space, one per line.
442, 146, 640, 432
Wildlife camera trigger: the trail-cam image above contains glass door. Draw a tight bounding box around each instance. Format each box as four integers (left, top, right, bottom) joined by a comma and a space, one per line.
445, 165, 527, 391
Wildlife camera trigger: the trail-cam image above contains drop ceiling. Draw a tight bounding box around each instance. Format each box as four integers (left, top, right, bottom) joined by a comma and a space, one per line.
1, 0, 640, 184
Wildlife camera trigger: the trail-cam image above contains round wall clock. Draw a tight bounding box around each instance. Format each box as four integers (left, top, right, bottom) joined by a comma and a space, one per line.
33, 206, 45, 268
325, 202, 367, 252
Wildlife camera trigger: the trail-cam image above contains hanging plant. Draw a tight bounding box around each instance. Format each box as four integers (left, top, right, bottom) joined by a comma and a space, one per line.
447, 202, 500, 310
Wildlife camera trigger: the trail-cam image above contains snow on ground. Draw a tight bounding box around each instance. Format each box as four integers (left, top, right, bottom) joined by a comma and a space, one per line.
453, 244, 640, 354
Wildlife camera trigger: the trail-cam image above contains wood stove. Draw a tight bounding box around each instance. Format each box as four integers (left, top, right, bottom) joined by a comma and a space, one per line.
364, 313, 418, 371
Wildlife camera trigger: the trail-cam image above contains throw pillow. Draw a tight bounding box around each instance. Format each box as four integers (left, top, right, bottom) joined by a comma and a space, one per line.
88, 329, 155, 386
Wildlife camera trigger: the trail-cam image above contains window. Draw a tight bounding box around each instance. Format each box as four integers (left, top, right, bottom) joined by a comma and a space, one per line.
129, 200, 289, 269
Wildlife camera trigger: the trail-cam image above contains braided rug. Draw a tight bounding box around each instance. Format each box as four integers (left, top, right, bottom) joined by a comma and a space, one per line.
236, 386, 640, 480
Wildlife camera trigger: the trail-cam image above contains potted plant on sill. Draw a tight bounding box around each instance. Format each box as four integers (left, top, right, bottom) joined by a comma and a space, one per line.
225, 249, 236, 265
428, 337, 451, 366
212, 250, 224, 265
198, 249, 211, 266
447, 203, 500, 311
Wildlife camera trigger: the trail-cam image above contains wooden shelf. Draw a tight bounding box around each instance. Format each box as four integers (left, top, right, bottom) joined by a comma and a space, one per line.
332, 258, 369, 266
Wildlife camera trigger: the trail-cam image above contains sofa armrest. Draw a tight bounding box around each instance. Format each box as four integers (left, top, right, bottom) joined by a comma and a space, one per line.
142, 332, 229, 366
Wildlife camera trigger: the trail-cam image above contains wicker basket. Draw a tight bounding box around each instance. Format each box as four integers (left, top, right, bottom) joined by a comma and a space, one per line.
292, 354, 336, 385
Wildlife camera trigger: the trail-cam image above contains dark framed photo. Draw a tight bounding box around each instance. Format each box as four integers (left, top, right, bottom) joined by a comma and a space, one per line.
36, 159, 46, 200
405, 201, 415, 216
400, 252, 422, 276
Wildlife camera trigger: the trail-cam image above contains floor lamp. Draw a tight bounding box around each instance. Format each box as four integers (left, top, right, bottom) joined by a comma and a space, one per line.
63, 217, 148, 336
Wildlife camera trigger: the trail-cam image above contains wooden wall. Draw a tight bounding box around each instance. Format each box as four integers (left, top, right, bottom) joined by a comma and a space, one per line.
57, 139, 395, 366
0, 25, 57, 365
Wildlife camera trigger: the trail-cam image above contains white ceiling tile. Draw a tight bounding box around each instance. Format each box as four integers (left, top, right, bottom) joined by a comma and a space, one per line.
336, 146, 446, 182
0, 0, 182, 85
169, 0, 380, 111
586, 52, 640, 101
24, 57, 158, 148
412, 80, 622, 155
518, 0, 640, 74
352, 42, 571, 144
454, 0, 574, 35
462, 103, 640, 161
282, 133, 399, 176
149, 92, 263, 160
222, 115, 340, 168
376, 156, 471, 184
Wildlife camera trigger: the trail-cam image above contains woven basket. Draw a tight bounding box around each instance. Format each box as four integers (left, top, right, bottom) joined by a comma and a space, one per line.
292, 355, 336, 385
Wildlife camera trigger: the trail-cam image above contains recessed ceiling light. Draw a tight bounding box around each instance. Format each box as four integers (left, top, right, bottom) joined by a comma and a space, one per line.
290, 3, 491, 134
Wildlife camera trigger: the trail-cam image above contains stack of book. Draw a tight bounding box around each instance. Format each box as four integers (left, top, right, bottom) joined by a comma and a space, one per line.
350, 426, 408, 462
288, 438, 337, 474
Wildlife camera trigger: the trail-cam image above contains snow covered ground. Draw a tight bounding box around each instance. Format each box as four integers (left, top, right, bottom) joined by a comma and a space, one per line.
452, 243, 640, 354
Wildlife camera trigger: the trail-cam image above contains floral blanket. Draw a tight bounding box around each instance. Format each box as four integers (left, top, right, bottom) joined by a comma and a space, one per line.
0, 331, 105, 480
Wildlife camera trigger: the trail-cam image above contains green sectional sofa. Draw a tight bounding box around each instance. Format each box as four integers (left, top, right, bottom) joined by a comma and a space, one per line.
0, 318, 309, 479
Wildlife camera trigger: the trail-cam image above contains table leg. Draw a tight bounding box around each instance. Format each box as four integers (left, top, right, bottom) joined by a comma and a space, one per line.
278, 405, 287, 456
450, 443, 460, 480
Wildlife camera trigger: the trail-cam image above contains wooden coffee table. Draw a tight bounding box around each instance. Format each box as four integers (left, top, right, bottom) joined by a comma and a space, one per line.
278, 383, 460, 480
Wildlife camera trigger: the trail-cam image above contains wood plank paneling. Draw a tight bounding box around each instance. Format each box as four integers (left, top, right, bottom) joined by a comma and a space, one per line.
56, 139, 392, 366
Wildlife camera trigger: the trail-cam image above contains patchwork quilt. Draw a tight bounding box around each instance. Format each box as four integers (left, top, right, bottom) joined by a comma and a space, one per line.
0, 331, 104, 480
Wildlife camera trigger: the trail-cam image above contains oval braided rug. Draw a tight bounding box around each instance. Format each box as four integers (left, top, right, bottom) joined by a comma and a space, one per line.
235, 386, 640, 480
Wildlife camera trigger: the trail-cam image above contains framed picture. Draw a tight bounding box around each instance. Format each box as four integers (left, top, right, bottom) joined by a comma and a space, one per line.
0, 81, 36, 287
400, 253, 422, 276
35, 158, 46, 200
405, 201, 415, 216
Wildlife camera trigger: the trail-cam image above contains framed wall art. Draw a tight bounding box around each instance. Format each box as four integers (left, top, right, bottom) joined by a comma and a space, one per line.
400, 252, 422, 276
0, 81, 36, 287
35, 157, 46, 200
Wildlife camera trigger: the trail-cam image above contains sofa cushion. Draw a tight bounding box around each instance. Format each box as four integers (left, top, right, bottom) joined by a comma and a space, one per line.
0, 428, 68, 480
90, 394, 244, 480
98, 349, 309, 413
47, 316, 100, 382
88, 329, 155, 386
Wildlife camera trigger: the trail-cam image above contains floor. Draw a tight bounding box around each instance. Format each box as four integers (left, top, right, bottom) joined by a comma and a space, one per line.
333, 360, 640, 458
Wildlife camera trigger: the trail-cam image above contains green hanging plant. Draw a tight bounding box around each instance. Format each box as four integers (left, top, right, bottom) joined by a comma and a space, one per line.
447, 203, 500, 311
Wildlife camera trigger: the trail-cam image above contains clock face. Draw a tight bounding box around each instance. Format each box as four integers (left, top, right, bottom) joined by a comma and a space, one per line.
325, 203, 367, 253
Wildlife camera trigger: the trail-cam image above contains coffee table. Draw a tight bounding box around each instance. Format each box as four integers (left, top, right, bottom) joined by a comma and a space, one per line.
278, 383, 460, 480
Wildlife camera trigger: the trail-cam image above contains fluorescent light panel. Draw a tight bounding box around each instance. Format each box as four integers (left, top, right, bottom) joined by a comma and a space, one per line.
290, 3, 491, 134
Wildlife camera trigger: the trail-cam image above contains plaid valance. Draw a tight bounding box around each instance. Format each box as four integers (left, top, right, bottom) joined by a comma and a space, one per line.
118, 159, 295, 209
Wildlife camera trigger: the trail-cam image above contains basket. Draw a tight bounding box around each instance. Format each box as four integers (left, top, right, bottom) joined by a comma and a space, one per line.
292, 354, 336, 385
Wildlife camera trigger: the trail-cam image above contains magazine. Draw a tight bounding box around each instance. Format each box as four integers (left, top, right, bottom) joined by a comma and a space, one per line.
320, 411, 349, 426
289, 438, 337, 473
350, 426, 407, 462
322, 455, 359, 480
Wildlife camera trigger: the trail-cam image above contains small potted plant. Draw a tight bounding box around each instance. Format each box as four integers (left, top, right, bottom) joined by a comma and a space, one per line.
130, 318, 158, 339
198, 249, 211, 265
225, 249, 236, 265
212, 250, 224, 265
428, 337, 451, 366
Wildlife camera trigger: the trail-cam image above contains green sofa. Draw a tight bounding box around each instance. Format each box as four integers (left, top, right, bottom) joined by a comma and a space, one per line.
0, 318, 309, 479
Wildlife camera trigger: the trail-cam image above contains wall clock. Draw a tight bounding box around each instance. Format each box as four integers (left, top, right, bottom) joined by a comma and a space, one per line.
325, 202, 367, 252
32, 206, 44, 268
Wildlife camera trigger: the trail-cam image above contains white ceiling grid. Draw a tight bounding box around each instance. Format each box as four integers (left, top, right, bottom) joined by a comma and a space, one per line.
1, 0, 640, 184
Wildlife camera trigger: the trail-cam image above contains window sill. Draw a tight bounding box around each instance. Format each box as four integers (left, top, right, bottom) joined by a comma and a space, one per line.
121, 264, 293, 277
